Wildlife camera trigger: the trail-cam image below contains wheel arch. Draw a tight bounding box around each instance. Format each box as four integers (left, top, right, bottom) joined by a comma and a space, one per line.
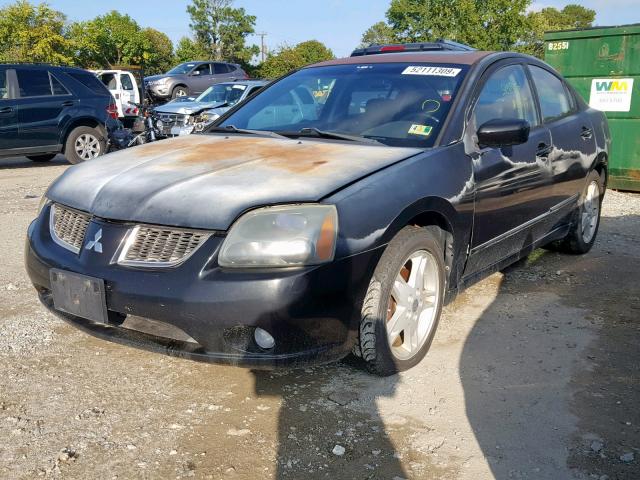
592, 152, 608, 189
61, 118, 105, 153
380, 196, 465, 294
172, 84, 189, 94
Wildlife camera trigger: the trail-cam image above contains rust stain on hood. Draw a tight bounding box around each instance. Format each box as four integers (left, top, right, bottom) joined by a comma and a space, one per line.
46, 134, 421, 230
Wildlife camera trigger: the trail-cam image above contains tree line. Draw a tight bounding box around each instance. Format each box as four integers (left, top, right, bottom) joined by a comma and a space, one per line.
0, 0, 595, 78
361, 0, 595, 58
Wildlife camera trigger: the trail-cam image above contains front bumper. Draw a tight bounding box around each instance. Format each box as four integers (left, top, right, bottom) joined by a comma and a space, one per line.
146, 84, 171, 99
25, 207, 383, 368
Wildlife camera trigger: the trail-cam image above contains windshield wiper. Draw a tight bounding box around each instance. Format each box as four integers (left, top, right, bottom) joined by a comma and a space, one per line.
208, 125, 288, 140
289, 127, 383, 145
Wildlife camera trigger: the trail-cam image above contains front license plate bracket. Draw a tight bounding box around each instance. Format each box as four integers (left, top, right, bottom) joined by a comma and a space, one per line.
50, 269, 108, 324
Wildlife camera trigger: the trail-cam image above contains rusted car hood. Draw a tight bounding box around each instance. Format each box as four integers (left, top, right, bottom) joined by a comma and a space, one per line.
46, 134, 421, 230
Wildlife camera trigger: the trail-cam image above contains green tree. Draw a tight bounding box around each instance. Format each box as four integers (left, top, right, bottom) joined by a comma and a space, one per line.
174, 36, 210, 62
257, 40, 334, 79
360, 21, 397, 47
0, 0, 73, 64
386, 0, 529, 51
521, 4, 595, 57
68, 12, 180, 71
140, 28, 174, 74
186, 0, 259, 64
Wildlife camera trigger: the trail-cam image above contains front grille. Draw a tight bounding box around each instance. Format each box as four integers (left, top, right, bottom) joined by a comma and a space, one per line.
155, 113, 188, 135
50, 204, 91, 253
118, 225, 210, 267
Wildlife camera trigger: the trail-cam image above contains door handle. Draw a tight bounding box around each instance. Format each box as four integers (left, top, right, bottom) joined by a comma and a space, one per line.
536, 143, 552, 158
580, 126, 593, 140
0, 106, 12, 114
61, 100, 74, 107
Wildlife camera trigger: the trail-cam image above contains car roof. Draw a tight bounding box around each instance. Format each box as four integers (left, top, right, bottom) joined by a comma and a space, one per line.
0, 63, 91, 73
309, 50, 495, 68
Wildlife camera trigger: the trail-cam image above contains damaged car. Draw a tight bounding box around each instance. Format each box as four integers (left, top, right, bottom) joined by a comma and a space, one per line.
26, 41, 610, 375
152, 80, 267, 137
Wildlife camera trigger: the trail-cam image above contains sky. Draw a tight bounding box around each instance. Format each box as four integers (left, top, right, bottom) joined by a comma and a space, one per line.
3, 0, 639, 58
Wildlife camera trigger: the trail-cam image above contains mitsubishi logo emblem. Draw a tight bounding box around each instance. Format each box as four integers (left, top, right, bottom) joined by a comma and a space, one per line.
85, 229, 103, 253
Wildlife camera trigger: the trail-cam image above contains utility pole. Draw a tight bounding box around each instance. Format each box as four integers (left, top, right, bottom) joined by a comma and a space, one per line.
256, 32, 267, 62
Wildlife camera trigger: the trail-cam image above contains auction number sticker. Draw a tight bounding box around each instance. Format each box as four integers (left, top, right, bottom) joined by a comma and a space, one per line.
402, 66, 461, 77
589, 78, 634, 112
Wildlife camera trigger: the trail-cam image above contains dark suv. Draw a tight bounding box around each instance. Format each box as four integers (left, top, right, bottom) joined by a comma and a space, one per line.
0, 64, 118, 164
144, 61, 249, 101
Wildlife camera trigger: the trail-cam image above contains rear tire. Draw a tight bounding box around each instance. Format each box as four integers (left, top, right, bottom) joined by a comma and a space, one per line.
64, 126, 106, 164
171, 86, 188, 99
26, 154, 56, 162
354, 226, 446, 376
548, 170, 603, 254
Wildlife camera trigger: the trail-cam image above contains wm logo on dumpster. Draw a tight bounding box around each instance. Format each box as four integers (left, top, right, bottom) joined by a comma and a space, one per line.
595, 80, 630, 92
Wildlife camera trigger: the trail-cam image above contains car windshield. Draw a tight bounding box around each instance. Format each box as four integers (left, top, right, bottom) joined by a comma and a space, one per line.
167, 63, 197, 75
219, 63, 468, 148
196, 83, 247, 105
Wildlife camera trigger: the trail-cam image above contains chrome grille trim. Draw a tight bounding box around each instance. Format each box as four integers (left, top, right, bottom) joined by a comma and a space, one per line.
117, 225, 211, 268
49, 204, 91, 254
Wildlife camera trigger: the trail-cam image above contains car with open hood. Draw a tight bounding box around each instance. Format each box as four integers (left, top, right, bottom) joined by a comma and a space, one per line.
26, 41, 610, 375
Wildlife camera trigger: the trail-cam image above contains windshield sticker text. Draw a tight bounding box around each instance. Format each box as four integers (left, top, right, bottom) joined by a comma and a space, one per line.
402, 66, 461, 77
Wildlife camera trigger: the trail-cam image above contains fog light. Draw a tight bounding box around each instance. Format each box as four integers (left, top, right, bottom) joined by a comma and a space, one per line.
254, 327, 275, 349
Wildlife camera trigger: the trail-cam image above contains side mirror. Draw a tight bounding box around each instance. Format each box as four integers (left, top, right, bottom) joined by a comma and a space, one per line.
191, 70, 201, 76
477, 119, 530, 148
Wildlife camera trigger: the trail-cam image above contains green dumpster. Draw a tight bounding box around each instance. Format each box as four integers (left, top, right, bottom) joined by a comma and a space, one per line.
544, 24, 640, 191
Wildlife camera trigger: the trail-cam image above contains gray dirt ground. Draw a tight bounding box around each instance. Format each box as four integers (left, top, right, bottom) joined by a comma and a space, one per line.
0, 156, 638, 480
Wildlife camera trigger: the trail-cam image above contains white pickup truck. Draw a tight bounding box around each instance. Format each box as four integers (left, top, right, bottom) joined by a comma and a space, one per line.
93, 70, 142, 121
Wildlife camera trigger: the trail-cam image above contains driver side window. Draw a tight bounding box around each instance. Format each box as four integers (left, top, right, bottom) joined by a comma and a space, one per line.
193, 63, 211, 76
474, 64, 537, 129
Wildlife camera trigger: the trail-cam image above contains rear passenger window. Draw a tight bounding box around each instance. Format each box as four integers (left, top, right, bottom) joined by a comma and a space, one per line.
213, 63, 230, 74
529, 65, 573, 122
0, 70, 7, 99
474, 64, 538, 128
67, 71, 110, 95
50, 74, 69, 95
17, 70, 52, 97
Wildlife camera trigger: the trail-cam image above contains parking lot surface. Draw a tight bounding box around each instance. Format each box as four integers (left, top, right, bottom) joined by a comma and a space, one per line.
1, 157, 638, 479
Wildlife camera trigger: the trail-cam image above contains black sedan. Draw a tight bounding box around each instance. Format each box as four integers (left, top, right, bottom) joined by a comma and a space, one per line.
26, 42, 610, 376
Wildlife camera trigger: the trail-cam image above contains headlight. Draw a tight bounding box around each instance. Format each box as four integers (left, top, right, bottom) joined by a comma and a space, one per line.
219, 205, 338, 268
37, 196, 49, 216
148, 78, 168, 86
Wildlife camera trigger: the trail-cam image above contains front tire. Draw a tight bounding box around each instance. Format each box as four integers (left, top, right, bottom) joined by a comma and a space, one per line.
26, 154, 56, 162
171, 86, 188, 99
354, 226, 446, 376
550, 170, 604, 254
64, 126, 106, 164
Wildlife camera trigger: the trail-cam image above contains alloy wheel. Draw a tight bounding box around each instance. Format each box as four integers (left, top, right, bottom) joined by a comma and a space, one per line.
74, 133, 101, 160
386, 250, 440, 361
581, 180, 600, 243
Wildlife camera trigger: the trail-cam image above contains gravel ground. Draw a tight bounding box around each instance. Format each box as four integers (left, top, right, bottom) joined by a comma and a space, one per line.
0, 156, 638, 479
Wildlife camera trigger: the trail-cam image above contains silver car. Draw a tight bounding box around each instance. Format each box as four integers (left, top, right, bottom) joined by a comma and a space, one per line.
152, 80, 268, 137
144, 61, 249, 101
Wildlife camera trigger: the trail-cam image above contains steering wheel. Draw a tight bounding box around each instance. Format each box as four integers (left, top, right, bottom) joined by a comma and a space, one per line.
396, 111, 441, 125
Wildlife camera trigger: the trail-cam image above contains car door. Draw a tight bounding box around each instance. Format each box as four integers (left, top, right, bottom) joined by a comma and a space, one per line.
119, 72, 140, 114
97, 72, 122, 116
190, 63, 213, 94
14, 68, 74, 151
0, 68, 21, 152
464, 62, 555, 277
528, 64, 597, 206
